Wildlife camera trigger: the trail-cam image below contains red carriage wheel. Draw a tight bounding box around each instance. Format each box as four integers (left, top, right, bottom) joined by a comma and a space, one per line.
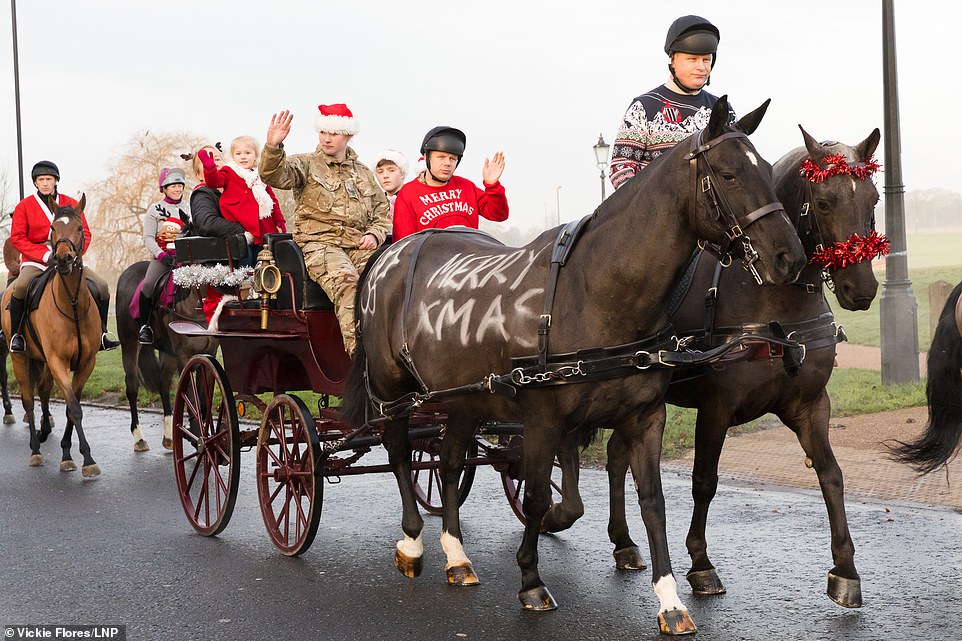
499, 434, 564, 524
256, 394, 323, 556
411, 437, 478, 515
171, 354, 241, 536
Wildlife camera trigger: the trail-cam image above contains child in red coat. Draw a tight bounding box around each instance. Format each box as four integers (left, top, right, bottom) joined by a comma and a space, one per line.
197, 135, 287, 251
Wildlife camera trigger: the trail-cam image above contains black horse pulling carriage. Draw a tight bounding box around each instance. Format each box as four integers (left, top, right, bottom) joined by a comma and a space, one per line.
167, 232, 547, 556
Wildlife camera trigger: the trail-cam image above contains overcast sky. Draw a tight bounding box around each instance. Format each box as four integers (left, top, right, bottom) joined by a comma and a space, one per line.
0, 0, 956, 238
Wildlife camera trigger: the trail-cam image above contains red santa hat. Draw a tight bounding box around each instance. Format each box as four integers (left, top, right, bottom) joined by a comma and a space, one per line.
314, 103, 359, 135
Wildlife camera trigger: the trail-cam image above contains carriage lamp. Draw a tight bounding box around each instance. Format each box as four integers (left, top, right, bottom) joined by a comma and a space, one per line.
253, 247, 282, 329
592, 133, 610, 203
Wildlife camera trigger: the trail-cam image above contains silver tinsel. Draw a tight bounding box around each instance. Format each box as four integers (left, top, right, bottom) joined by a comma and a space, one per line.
173, 263, 253, 288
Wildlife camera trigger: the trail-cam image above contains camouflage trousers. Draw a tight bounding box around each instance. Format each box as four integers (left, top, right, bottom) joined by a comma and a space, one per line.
303, 243, 375, 355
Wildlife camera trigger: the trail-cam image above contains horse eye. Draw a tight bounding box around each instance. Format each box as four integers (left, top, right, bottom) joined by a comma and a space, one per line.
720, 172, 736, 182
816, 200, 832, 213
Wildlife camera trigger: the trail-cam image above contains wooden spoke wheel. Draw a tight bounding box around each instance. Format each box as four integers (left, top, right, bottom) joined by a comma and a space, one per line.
171, 355, 240, 536
256, 394, 323, 556
411, 437, 478, 515
500, 434, 564, 524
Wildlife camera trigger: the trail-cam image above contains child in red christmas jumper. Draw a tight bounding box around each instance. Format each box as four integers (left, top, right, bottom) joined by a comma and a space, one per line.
197, 135, 287, 261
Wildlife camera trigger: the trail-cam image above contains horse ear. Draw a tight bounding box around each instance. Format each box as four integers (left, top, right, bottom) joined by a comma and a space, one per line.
705, 95, 730, 138
799, 124, 824, 160
77, 193, 86, 213
46, 194, 59, 215
856, 128, 881, 160
733, 99, 771, 136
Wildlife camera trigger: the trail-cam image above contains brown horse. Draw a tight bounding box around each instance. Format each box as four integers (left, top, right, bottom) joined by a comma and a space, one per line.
585, 127, 884, 611
342, 97, 806, 635
1, 195, 103, 476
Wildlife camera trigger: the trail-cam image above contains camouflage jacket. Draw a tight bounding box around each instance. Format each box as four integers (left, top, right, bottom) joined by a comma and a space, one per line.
259, 144, 390, 249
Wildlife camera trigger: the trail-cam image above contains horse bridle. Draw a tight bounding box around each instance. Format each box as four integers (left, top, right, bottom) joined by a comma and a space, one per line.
52, 226, 85, 272
683, 130, 784, 285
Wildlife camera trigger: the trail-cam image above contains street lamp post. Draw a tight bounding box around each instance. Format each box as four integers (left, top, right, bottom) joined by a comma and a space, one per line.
11, 0, 25, 200
555, 185, 562, 226
593, 133, 610, 204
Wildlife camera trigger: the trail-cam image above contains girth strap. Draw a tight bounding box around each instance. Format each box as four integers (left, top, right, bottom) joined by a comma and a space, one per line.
399, 230, 445, 394
537, 215, 592, 370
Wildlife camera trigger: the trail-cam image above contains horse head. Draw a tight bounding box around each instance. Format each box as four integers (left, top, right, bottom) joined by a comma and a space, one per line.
682, 96, 806, 286
788, 126, 883, 311
48, 193, 87, 276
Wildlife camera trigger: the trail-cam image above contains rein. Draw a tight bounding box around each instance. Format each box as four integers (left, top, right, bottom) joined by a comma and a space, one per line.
683, 130, 784, 285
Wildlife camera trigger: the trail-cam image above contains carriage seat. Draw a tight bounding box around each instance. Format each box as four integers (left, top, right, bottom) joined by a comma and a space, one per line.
174, 235, 249, 266
262, 233, 334, 311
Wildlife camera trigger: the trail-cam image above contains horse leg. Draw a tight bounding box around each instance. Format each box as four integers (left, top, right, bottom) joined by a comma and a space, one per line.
621, 406, 696, 635
123, 341, 149, 452
782, 391, 860, 608
53, 358, 100, 478
515, 422, 562, 610
437, 413, 480, 586
1, 344, 14, 424
12, 356, 41, 466
539, 431, 585, 534
382, 416, 425, 578
38, 368, 55, 442
605, 430, 647, 570
684, 409, 730, 595
159, 355, 175, 450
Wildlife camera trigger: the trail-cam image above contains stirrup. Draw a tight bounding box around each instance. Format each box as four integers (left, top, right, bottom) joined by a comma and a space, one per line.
101, 333, 120, 351
138, 324, 155, 345
9, 333, 25, 353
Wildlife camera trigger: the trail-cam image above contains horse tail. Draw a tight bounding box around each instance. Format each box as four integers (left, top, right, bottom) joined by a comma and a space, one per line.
137, 346, 164, 395
889, 281, 962, 473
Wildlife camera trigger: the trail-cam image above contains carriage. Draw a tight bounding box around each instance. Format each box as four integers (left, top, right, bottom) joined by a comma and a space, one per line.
167, 232, 550, 556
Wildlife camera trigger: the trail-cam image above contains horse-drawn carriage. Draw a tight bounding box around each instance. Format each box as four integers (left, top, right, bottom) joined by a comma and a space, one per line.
167, 231, 551, 555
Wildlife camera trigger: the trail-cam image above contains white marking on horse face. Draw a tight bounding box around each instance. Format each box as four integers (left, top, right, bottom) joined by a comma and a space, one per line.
652, 574, 688, 614
57, 216, 71, 225
396, 533, 424, 559
746, 150, 759, 167
440, 531, 470, 566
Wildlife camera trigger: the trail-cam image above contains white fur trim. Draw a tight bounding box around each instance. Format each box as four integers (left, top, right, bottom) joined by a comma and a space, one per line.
225, 161, 274, 219
372, 148, 409, 177
208, 294, 238, 332
314, 114, 359, 135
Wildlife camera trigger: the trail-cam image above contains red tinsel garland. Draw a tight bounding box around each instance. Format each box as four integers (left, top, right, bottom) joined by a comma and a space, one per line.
801, 154, 882, 183
809, 230, 890, 270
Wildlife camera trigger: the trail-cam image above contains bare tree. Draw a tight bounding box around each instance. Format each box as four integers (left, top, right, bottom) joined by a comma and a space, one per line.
83, 131, 207, 282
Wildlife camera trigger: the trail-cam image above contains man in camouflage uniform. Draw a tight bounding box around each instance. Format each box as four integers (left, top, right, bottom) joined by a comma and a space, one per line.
260, 104, 390, 355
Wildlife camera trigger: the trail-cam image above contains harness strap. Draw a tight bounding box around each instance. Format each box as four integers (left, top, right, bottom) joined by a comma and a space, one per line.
399, 230, 444, 394
538, 216, 592, 369
702, 258, 723, 345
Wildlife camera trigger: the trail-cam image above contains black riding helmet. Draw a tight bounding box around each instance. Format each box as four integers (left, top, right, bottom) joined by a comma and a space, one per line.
420, 126, 466, 184
31, 160, 60, 181
664, 16, 720, 94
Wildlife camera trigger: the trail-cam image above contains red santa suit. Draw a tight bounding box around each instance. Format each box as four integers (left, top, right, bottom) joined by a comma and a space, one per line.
203, 162, 287, 243
392, 175, 508, 241
11, 193, 92, 270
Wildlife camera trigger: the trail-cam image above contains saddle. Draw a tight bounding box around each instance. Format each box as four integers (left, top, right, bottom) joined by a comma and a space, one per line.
25, 267, 98, 312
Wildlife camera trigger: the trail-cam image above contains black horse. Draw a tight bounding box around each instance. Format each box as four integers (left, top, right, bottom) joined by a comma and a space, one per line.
890, 280, 962, 473
342, 97, 806, 635
115, 261, 216, 451
589, 127, 884, 611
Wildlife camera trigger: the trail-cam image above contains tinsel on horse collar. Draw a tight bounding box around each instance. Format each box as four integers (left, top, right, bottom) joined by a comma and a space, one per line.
799, 154, 890, 270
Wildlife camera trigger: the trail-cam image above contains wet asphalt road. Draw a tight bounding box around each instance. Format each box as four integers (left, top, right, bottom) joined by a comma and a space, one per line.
0, 402, 959, 641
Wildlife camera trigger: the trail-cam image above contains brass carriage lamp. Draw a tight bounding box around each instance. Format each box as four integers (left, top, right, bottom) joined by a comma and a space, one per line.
593, 133, 610, 203
252, 247, 282, 329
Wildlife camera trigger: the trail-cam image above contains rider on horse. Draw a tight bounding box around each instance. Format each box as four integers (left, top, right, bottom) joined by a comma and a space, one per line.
137, 167, 190, 345
7, 160, 119, 353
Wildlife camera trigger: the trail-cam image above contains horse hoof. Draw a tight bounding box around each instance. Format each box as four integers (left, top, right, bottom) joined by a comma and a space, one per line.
394, 548, 423, 579
658, 608, 697, 636
28, 454, 44, 467
162, 437, 173, 450
82, 464, 102, 478
3, 413, 14, 424
134, 439, 150, 452
614, 546, 647, 571
446, 562, 480, 586
518, 586, 557, 611
60, 460, 78, 473
827, 572, 862, 608
687, 568, 726, 595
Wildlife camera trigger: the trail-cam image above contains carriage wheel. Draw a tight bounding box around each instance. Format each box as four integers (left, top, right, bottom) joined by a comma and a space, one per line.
171, 354, 240, 536
500, 434, 564, 524
256, 394, 323, 556
411, 437, 478, 515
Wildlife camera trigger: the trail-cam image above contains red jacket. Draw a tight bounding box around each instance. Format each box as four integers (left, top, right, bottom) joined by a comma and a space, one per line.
10, 193, 92, 268
392, 175, 508, 241
203, 164, 286, 243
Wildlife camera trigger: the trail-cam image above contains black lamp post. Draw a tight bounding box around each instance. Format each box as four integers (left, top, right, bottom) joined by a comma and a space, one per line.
11, 0, 24, 200
593, 134, 610, 203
